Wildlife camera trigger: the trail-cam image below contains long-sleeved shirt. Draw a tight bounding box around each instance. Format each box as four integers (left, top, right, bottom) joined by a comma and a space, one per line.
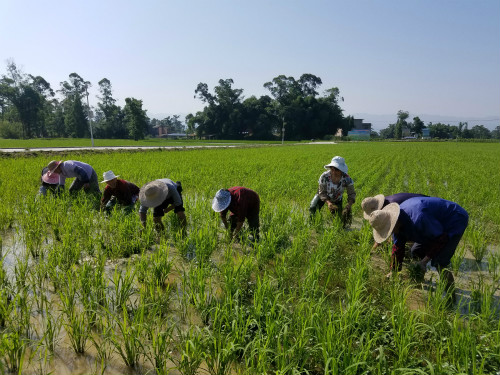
392, 197, 468, 261
101, 179, 140, 205
384, 193, 428, 206
57, 160, 95, 185
220, 187, 260, 222
317, 171, 356, 204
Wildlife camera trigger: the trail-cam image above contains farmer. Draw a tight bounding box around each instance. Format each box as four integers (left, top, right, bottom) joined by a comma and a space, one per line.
47, 160, 100, 195
309, 156, 356, 227
362, 193, 428, 249
138, 179, 187, 233
100, 170, 140, 214
212, 187, 260, 242
38, 166, 64, 196
368, 197, 469, 301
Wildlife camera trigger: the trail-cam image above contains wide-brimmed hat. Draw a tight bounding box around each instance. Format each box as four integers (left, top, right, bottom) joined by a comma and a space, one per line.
101, 170, 119, 183
47, 160, 62, 175
42, 171, 59, 185
139, 180, 169, 208
368, 203, 400, 243
361, 194, 385, 220
324, 156, 348, 174
212, 189, 231, 212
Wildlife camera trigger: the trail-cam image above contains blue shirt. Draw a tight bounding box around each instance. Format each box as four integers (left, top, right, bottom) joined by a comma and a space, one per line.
393, 197, 469, 249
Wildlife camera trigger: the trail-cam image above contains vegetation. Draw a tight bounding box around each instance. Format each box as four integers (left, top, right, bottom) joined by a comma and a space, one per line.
0, 142, 499, 374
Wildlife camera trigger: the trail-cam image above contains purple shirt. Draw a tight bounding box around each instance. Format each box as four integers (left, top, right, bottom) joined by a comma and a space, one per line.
393, 197, 468, 256
384, 193, 428, 206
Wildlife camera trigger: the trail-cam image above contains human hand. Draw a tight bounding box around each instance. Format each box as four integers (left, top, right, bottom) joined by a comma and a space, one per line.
327, 202, 338, 213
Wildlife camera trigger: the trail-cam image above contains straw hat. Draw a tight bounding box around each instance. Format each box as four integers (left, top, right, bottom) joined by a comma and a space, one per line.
139, 180, 169, 207
42, 171, 59, 184
47, 160, 62, 175
101, 170, 120, 183
361, 194, 385, 220
368, 203, 400, 243
212, 189, 231, 212
324, 156, 348, 174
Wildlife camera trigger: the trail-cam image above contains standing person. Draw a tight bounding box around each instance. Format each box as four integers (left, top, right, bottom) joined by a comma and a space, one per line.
47, 160, 100, 194
362, 193, 428, 249
368, 197, 469, 301
212, 187, 260, 242
138, 179, 187, 233
38, 166, 64, 196
309, 156, 356, 227
100, 170, 140, 214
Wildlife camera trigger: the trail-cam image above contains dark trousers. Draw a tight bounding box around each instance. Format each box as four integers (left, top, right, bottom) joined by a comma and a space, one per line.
229, 213, 260, 240
410, 234, 464, 268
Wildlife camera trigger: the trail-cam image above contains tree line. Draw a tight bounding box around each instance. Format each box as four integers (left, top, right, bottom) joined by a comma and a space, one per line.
2, 61, 497, 141
0, 61, 352, 140
377, 110, 500, 140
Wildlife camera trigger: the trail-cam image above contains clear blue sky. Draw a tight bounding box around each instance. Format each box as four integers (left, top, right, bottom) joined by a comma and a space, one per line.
1, 0, 499, 130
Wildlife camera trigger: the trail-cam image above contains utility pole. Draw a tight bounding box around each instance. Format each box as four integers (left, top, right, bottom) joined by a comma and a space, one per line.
85, 87, 94, 147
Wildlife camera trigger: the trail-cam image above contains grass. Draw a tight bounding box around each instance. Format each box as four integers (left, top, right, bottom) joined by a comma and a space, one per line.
0, 141, 499, 373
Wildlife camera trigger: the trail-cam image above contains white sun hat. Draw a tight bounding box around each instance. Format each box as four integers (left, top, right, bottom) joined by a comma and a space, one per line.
368, 203, 400, 243
324, 156, 348, 174
361, 194, 385, 220
212, 189, 231, 212
101, 170, 120, 183
139, 180, 169, 208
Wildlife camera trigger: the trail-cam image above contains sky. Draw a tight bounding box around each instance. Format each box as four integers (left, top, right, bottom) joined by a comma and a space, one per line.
1, 0, 499, 130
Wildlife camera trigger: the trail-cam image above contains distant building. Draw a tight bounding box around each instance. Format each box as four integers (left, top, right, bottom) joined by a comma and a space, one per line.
348, 119, 371, 140
153, 124, 167, 137
422, 128, 430, 139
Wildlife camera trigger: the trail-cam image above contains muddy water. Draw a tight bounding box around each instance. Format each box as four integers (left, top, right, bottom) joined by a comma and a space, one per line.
0, 230, 188, 374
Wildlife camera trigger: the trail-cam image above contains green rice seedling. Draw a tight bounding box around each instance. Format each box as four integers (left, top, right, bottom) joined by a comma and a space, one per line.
468, 275, 498, 322
14, 254, 30, 291
7, 290, 33, 339
89, 315, 114, 375
109, 262, 136, 312
181, 262, 214, 322
468, 222, 489, 263
450, 244, 466, 276
41, 307, 61, 353
425, 272, 454, 315
172, 326, 205, 375
109, 303, 146, 368
151, 244, 173, 287
144, 322, 175, 375
389, 282, 421, 367
0, 331, 27, 374
202, 326, 239, 375
58, 271, 91, 354
487, 247, 500, 281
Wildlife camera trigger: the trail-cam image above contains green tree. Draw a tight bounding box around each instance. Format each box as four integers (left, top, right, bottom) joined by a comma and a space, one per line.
124, 97, 148, 140
411, 116, 425, 137
59, 73, 91, 138
491, 125, 500, 139
470, 124, 491, 139
95, 78, 125, 138
0, 61, 52, 138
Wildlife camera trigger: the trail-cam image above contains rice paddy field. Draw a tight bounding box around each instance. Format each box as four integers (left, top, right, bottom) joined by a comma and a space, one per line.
0, 141, 499, 374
